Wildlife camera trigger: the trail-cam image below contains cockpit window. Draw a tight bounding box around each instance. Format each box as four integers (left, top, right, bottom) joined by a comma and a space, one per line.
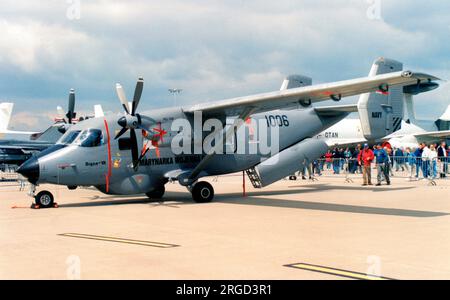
57, 130, 81, 145
74, 129, 104, 147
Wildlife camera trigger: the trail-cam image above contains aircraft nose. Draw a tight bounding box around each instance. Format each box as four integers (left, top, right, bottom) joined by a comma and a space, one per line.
17, 157, 39, 184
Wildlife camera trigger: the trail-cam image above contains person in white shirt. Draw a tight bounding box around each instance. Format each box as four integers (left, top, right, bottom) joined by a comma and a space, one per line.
429, 144, 438, 179
421, 143, 431, 178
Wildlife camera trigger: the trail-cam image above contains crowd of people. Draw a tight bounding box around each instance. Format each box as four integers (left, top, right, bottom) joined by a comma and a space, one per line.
303, 141, 449, 186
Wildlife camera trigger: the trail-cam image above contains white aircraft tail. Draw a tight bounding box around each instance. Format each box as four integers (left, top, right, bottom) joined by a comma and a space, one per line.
439, 105, 450, 121
0, 102, 14, 132
435, 104, 450, 131
94, 104, 104, 118
358, 57, 404, 141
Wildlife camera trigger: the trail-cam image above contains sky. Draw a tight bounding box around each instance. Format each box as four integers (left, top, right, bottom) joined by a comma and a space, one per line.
0, 0, 449, 130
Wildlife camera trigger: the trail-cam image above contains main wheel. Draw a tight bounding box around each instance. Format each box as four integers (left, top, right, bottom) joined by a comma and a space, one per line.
35, 191, 54, 208
191, 181, 214, 203
146, 185, 165, 199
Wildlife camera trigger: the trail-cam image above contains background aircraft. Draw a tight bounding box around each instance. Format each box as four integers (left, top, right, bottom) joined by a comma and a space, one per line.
0, 103, 38, 138
17, 67, 440, 207
0, 90, 103, 167
383, 98, 450, 149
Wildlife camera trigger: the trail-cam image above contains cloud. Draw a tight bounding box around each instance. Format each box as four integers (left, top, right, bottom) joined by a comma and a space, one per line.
0, 0, 448, 131
7, 111, 54, 130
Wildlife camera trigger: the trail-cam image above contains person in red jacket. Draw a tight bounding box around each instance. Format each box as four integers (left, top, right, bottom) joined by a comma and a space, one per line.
357, 143, 375, 186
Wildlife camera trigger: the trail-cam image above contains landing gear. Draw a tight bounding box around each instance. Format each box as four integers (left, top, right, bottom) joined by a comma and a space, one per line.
35, 191, 54, 208
146, 185, 165, 199
191, 181, 214, 203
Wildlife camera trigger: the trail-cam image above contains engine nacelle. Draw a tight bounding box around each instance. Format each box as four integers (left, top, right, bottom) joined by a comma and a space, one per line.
254, 138, 328, 187
403, 82, 439, 95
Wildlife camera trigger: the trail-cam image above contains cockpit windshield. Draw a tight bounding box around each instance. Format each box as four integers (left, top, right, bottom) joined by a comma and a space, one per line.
57, 130, 81, 145
74, 129, 104, 147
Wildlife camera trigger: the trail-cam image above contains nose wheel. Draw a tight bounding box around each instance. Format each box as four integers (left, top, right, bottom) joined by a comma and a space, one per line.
191, 181, 214, 203
35, 191, 55, 208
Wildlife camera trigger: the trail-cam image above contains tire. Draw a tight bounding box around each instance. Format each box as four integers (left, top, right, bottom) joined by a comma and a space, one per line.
289, 175, 297, 181
145, 185, 165, 199
191, 181, 214, 203
35, 191, 54, 208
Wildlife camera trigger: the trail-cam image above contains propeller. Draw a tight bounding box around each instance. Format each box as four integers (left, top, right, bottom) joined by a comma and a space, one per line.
67, 89, 76, 124
56, 89, 78, 133
114, 77, 146, 170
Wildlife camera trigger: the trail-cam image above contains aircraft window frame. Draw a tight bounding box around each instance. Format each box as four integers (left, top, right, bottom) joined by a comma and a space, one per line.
73, 129, 105, 148
57, 130, 82, 145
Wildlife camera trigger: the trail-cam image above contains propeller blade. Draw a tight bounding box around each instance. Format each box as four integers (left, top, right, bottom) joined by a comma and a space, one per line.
135, 146, 150, 170
67, 88, 76, 124
130, 129, 139, 169
116, 83, 129, 114
131, 77, 144, 115
114, 127, 128, 140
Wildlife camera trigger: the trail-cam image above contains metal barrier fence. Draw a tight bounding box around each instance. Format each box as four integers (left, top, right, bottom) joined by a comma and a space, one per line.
294, 156, 449, 184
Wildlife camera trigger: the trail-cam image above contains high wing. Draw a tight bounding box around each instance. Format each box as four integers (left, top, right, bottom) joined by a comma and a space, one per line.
185, 71, 439, 117
1, 130, 39, 136
314, 104, 358, 117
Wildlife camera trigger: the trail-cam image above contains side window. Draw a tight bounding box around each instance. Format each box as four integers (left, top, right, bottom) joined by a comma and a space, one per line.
118, 137, 132, 150
58, 130, 81, 145
76, 129, 104, 147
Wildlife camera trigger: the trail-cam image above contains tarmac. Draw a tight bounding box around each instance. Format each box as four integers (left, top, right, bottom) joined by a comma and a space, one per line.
1, 173, 450, 279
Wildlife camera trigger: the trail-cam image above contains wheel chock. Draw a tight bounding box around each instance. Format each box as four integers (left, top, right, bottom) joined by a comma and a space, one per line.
29, 203, 59, 209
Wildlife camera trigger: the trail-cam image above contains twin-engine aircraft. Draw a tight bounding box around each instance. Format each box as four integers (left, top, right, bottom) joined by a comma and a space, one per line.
17, 65, 440, 207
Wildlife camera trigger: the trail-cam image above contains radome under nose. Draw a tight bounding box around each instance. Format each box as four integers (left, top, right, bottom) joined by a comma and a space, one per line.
17, 157, 39, 184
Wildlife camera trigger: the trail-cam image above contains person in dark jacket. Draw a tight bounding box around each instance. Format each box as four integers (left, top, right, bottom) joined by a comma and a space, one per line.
332, 148, 340, 174
394, 148, 405, 172
374, 145, 391, 186
413, 145, 423, 178
437, 141, 448, 178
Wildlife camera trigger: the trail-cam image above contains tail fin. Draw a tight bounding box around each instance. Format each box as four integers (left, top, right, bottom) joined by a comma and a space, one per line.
435, 105, 450, 130
280, 75, 312, 90
0, 103, 14, 132
358, 57, 403, 141
94, 104, 104, 118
